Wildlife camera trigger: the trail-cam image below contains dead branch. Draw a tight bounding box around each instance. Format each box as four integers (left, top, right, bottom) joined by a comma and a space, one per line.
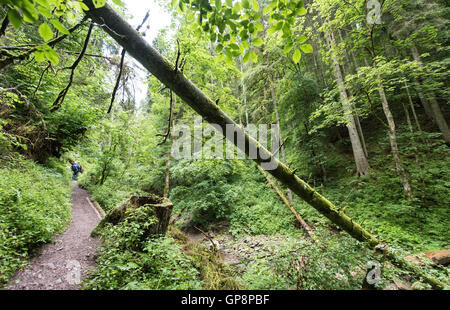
33, 62, 51, 97
156, 90, 174, 146
0, 17, 87, 71
107, 11, 150, 114
0, 15, 8, 38
256, 165, 315, 238
194, 226, 217, 252
174, 39, 181, 72
51, 23, 94, 112
107, 48, 126, 114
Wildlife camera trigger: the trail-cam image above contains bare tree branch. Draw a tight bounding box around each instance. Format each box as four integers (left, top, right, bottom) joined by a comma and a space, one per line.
0, 15, 8, 38
156, 90, 174, 146
107, 11, 150, 114
51, 22, 94, 112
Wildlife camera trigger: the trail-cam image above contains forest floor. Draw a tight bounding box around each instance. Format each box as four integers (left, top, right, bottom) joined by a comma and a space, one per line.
6, 182, 103, 290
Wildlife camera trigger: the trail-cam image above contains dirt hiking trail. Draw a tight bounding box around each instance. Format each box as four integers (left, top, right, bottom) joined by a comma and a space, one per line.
6, 182, 103, 290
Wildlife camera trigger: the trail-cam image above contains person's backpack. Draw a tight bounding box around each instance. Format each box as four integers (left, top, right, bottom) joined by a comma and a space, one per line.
77, 163, 83, 173
72, 163, 78, 173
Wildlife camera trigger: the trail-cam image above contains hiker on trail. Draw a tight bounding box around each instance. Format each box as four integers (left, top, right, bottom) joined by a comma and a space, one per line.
70, 160, 83, 180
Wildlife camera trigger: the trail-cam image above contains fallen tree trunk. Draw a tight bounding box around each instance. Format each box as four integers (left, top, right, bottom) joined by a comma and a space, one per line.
257, 165, 314, 238
92, 195, 173, 238
82, 1, 447, 289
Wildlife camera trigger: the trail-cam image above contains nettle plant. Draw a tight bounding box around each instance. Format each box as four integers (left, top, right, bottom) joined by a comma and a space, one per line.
0, 0, 122, 63
171, 0, 313, 64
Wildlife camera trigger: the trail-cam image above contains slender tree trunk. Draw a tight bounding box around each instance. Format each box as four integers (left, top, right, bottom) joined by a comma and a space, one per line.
376, 75, 413, 199
326, 32, 370, 176
337, 31, 369, 159
262, 14, 294, 204
404, 81, 426, 144
401, 83, 427, 203
411, 46, 450, 144
412, 76, 435, 121
267, 68, 294, 204
163, 96, 177, 198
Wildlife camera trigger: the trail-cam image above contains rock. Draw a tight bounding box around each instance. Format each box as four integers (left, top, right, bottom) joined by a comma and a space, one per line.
394, 280, 411, 290
335, 273, 348, 281
47, 263, 56, 270
424, 250, 450, 266
384, 283, 399, 290
55, 279, 62, 284
404, 249, 450, 266
404, 254, 423, 265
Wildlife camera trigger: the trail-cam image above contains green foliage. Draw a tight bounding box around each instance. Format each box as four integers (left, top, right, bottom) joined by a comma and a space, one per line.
0, 155, 72, 285
0, 14, 111, 162
314, 132, 450, 253
171, 0, 312, 64
83, 219, 201, 290
2, 0, 449, 291
170, 159, 238, 227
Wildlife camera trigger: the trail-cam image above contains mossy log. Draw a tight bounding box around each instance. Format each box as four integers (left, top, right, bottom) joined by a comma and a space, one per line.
257, 165, 314, 238
92, 195, 173, 237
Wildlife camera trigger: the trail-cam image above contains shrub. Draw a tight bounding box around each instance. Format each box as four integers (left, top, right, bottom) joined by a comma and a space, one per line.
0, 155, 72, 285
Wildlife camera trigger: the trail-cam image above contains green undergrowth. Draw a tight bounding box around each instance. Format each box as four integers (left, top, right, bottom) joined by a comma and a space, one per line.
83, 206, 201, 289
83, 212, 240, 290
77, 127, 449, 289
0, 155, 72, 286
169, 159, 306, 238
236, 228, 449, 290
294, 132, 450, 254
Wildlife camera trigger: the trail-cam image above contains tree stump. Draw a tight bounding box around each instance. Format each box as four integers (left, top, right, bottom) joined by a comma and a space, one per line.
91, 194, 173, 238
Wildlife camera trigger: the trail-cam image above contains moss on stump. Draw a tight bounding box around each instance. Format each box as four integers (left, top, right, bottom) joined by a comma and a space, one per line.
91, 194, 173, 238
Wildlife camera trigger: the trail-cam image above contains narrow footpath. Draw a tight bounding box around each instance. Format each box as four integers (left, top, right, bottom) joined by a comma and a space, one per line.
7, 183, 103, 290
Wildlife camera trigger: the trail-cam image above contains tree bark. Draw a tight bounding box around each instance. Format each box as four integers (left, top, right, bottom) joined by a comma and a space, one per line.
326, 32, 370, 177
404, 81, 426, 144
164, 96, 177, 198
411, 46, 450, 144
376, 75, 413, 200
93, 195, 173, 238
